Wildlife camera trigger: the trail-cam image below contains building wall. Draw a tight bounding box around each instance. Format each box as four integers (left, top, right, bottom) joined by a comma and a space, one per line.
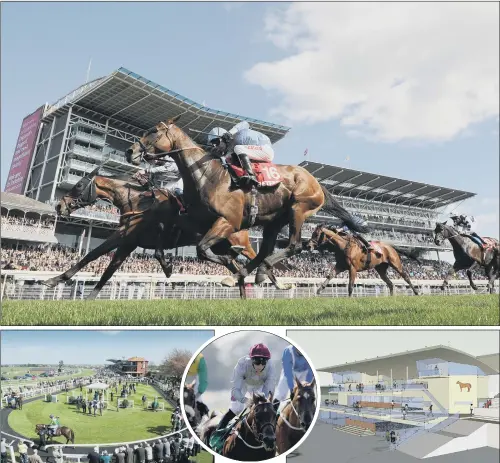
427, 377, 450, 411
448, 375, 478, 413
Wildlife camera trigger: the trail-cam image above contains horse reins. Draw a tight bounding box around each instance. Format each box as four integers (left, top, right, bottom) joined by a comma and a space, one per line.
234, 404, 276, 450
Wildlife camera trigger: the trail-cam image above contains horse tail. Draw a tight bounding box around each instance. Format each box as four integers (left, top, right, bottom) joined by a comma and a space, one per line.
392, 246, 422, 264
71, 429, 75, 443
320, 185, 369, 233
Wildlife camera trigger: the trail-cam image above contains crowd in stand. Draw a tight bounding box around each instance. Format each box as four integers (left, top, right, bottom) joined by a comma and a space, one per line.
1, 244, 487, 280
2, 216, 55, 229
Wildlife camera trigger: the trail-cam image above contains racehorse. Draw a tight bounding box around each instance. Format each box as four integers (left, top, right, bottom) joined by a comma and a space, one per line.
35, 424, 75, 444
42, 168, 276, 299
307, 225, 420, 296
456, 381, 472, 392
125, 116, 368, 290
434, 222, 499, 294
276, 377, 316, 455
219, 393, 277, 461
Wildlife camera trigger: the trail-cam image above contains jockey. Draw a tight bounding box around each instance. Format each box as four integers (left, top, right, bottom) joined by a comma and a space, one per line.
207, 121, 274, 186
132, 158, 187, 214
216, 343, 276, 431
273, 345, 314, 413
335, 221, 374, 254
185, 353, 208, 413
48, 415, 59, 436
459, 216, 488, 249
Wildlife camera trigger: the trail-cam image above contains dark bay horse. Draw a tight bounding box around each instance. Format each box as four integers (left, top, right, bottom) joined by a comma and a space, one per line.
433, 222, 499, 293
35, 424, 75, 444
307, 225, 420, 296
221, 393, 277, 461
42, 168, 266, 299
276, 377, 316, 454
125, 116, 367, 290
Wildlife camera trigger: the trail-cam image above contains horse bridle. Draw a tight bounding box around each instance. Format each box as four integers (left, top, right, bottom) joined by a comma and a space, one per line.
62, 175, 97, 212
281, 386, 316, 432
243, 402, 276, 446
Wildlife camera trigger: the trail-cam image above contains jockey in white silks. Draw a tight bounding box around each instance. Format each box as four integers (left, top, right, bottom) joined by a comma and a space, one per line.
133, 158, 186, 213
216, 343, 276, 431
207, 121, 275, 186
273, 345, 314, 413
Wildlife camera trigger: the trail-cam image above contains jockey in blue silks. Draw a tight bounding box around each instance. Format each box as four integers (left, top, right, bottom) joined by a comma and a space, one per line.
273, 345, 314, 413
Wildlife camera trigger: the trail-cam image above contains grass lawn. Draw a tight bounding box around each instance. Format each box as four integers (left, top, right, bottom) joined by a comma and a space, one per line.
2, 295, 498, 325
8, 384, 173, 444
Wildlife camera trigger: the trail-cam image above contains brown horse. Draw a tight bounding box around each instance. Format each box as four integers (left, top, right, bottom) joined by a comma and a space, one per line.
456, 381, 472, 392
276, 377, 316, 455
434, 222, 499, 294
221, 392, 277, 461
307, 225, 420, 296
125, 116, 367, 289
35, 424, 75, 444
42, 168, 265, 299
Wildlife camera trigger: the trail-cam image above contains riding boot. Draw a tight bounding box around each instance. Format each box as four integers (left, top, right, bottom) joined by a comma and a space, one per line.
237, 154, 259, 187
355, 233, 374, 254
217, 409, 236, 431
173, 188, 187, 214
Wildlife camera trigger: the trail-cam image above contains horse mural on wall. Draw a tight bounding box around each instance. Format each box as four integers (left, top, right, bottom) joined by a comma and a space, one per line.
456, 381, 472, 392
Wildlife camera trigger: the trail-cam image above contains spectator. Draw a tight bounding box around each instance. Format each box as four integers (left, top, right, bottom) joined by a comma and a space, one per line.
18, 441, 29, 463
28, 450, 43, 463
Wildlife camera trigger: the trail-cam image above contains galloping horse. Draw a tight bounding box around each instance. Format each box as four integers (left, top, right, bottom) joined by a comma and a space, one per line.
456, 381, 472, 392
276, 377, 316, 454
433, 222, 499, 294
125, 116, 367, 290
35, 424, 75, 444
307, 225, 420, 296
42, 168, 271, 299
218, 393, 277, 461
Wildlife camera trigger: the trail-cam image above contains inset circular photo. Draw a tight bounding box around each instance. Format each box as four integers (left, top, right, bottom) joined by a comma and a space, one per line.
180, 330, 319, 461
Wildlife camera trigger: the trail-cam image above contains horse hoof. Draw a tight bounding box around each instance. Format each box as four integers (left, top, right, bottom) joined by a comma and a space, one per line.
255, 272, 267, 285
221, 276, 237, 287
42, 278, 58, 288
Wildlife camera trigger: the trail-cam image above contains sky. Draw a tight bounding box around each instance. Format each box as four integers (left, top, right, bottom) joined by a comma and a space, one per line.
287, 330, 499, 386
1, 330, 214, 365
1, 2, 498, 236
189, 331, 290, 412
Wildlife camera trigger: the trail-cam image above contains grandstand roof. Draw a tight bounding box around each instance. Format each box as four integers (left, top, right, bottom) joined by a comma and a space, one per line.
127, 357, 146, 362
317, 345, 499, 379
0, 192, 55, 215
43, 67, 290, 144
300, 161, 475, 209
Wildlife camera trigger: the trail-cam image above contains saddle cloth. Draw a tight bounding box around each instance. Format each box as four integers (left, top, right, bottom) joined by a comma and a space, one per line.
482, 237, 498, 250
368, 240, 383, 255
229, 161, 282, 188
209, 417, 240, 454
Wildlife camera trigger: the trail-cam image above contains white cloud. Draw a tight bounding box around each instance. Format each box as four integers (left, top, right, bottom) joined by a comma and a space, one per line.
245, 2, 499, 142
100, 331, 121, 336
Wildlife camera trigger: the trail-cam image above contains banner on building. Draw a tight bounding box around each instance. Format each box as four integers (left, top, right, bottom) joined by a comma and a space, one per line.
4, 105, 45, 194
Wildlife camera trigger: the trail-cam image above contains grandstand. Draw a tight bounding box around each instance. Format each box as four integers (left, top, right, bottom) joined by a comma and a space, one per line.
317, 346, 499, 459
2, 66, 476, 259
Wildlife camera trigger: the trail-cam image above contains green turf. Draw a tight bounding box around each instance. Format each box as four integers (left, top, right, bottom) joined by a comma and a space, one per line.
1, 295, 498, 325
8, 384, 173, 444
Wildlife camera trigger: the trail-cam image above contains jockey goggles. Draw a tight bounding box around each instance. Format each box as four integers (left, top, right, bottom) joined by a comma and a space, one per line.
252, 357, 268, 366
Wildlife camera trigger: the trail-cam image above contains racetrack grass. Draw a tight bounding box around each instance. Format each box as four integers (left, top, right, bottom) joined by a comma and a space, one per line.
8, 384, 173, 444
2, 294, 498, 326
